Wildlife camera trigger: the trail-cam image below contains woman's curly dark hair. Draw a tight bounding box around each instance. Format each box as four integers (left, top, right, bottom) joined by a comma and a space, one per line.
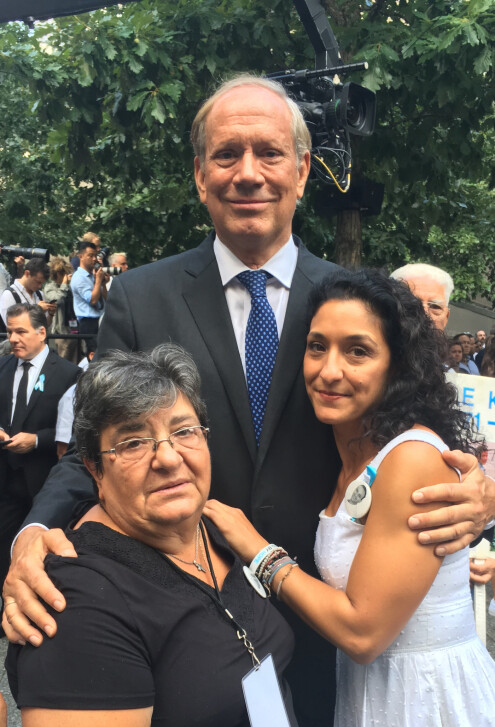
307, 268, 474, 453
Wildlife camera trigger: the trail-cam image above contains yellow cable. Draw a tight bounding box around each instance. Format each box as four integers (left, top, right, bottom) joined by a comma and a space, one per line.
314, 155, 351, 193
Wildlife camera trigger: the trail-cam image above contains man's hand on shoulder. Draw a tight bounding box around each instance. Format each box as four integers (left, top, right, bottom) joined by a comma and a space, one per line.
408, 450, 493, 556
2, 526, 77, 646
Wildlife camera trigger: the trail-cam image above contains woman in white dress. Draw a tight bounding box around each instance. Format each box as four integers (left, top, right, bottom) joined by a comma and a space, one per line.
205, 268, 495, 726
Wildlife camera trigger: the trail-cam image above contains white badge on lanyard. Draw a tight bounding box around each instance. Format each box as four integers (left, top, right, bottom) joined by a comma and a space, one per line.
242, 654, 292, 727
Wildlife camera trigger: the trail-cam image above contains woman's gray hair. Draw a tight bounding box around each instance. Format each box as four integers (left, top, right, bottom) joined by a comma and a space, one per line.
74, 343, 207, 474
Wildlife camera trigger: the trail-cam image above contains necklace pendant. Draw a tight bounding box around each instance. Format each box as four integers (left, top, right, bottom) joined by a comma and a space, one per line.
193, 561, 206, 573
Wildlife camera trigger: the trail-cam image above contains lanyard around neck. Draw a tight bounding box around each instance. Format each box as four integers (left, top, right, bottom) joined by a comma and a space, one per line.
158, 519, 260, 668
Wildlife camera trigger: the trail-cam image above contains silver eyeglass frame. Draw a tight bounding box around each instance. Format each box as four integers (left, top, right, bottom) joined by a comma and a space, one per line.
99, 426, 210, 458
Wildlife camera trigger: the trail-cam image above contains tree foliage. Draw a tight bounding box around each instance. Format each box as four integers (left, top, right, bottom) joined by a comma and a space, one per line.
334, 0, 495, 299
0, 0, 494, 299
0, 0, 317, 263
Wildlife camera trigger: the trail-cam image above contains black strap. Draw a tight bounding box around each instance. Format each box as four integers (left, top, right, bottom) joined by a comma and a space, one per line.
0, 286, 44, 333
7, 286, 22, 304
7, 286, 42, 303
159, 520, 260, 667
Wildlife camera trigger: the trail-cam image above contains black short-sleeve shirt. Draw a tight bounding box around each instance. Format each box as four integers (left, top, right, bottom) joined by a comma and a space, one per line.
7, 519, 296, 726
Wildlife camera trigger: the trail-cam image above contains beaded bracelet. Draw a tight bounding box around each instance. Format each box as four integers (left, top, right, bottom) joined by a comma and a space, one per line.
249, 544, 280, 574
276, 562, 299, 599
256, 548, 287, 581
267, 557, 297, 586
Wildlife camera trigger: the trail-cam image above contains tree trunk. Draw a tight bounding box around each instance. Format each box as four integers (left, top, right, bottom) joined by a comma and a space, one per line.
334, 208, 362, 268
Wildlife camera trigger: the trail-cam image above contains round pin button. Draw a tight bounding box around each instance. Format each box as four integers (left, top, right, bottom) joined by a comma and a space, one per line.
344, 477, 372, 520
243, 566, 267, 598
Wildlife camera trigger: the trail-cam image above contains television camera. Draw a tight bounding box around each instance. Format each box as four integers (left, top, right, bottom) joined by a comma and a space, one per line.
0, 245, 50, 261
268, 0, 376, 192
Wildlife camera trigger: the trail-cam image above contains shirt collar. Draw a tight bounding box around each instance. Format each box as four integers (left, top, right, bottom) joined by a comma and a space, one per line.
13, 280, 29, 295
214, 234, 298, 289
18, 344, 49, 370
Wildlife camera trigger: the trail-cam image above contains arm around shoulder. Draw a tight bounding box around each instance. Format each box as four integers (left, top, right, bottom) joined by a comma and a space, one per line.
274, 440, 455, 663
24, 442, 95, 530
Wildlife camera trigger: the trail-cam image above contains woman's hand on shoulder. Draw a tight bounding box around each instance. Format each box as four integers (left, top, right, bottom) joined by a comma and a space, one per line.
203, 500, 268, 563
408, 450, 494, 556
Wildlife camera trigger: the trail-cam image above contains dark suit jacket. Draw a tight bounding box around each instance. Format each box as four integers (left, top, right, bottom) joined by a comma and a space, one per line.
27, 234, 341, 566
0, 350, 80, 500
24, 234, 342, 724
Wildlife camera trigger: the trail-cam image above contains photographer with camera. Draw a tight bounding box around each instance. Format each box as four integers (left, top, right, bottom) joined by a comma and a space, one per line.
70, 240, 109, 352
0, 249, 27, 296
0, 259, 55, 330
106, 251, 128, 290
70, 232, 100, 272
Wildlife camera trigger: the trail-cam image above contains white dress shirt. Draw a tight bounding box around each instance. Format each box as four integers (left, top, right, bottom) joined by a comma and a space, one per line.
214, 235, 298, 374
10, 345, 50, 424
0, 280, 46, 326
56, 383, 77, 444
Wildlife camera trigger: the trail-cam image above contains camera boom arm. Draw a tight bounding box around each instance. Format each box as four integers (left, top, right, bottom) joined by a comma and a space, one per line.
293, 0, 342, 70
266, 0, 376, 191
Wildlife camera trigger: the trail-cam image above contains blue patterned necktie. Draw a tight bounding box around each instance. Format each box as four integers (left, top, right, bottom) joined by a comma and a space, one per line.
237, 270, 279, 445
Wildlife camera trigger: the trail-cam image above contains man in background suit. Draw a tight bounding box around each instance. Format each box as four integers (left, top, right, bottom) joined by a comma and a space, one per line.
3, 77, 492, 726
0, 304, 80, 587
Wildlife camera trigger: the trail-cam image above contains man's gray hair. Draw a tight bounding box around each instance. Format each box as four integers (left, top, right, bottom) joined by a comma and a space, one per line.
74, 343, 207, 474
191, 73, 312, 169
109, 252, 127, 265
390, 263, 454, 304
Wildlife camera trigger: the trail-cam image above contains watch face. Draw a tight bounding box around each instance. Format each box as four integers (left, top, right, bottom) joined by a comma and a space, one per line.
243, 566, 267, 598
344, 477, 372, 520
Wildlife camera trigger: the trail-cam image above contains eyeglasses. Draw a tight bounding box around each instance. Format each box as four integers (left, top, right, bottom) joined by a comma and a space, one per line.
100, 426, 209, 462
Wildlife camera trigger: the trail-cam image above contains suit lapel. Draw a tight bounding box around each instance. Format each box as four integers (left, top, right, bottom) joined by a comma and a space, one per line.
0, 356, 18, 430
182, 237, 257, 463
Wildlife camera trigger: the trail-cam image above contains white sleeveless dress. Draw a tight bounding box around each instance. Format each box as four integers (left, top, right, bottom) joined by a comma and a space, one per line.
314, 430, 495, 727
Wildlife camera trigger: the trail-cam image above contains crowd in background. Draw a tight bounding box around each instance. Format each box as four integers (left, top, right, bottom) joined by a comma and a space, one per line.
446, 329, 495, 376
0, 234, 128, 362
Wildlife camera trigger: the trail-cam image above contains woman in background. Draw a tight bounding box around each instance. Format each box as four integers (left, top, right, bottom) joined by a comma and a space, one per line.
44, 257, 78, 363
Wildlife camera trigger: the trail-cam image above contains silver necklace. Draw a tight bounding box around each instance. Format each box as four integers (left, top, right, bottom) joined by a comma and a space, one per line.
163, 525, 207, 573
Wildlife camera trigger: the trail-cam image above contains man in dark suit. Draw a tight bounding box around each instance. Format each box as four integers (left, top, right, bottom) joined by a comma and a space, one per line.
2, 76, 492, 726
0, 304, 80, 587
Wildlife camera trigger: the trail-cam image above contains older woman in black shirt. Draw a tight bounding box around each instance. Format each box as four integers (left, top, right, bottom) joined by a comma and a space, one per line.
7, 344, 296, 727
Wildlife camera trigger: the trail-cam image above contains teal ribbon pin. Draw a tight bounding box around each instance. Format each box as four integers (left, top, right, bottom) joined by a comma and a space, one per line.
34, 374, 45, 392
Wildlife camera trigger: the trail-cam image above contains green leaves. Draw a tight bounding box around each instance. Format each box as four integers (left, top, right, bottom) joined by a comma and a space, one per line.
0, 0, 493, 298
